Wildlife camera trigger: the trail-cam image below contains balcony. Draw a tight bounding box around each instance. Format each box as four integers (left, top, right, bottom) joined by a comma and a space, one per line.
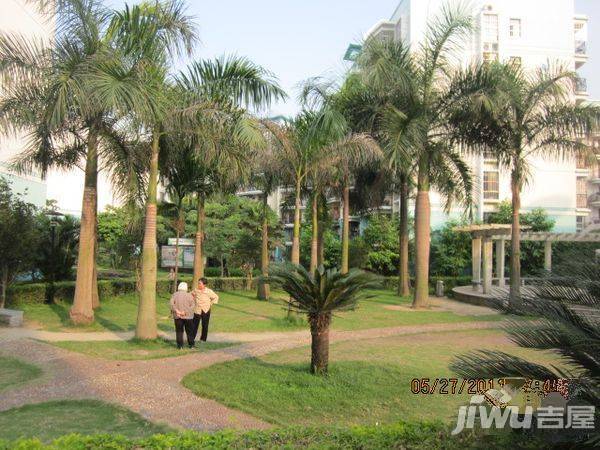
574, 77, 588, 101
589, 193, 600, 208
575, 40, 588, 66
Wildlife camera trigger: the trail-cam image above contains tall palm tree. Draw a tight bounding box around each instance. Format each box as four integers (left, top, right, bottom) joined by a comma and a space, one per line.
173, 57, 286, 291
1, 0, 161, 324
357, 5, 493, 308
268, 264, 380, 375
249, 142, 283, 300
453, 62, 600, 307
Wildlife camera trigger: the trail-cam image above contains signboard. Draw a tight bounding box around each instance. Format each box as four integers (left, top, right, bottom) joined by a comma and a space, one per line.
161, 245, 195, 269
168, 238, 195, 246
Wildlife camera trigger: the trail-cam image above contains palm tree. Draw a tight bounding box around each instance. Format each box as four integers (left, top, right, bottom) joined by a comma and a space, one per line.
268, 263, 380, 375
357, 5, 493, 308
453, 62, 600, 307
0, 0, 162, 324
173, 58, 286, 292
249, 142, 283, 300
451, 262, 600, 445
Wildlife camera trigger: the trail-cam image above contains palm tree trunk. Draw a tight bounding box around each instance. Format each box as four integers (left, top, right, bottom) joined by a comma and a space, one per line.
173, 223, 181, 294
257, 194, 270, 300
510, 169, 522, 308
412, 157, 430, 309
291, 177, 302, 265
135, 131, 160, 339
0, 266, 8, 309
192, 193, 205, 288
70, 126, 99, 325
309, 312, 331, 375
341, 183, 350, 274
317, 195, 325, 267
398, 177, 410, 297
91, 187, 99, 310
310, 191, 319, 274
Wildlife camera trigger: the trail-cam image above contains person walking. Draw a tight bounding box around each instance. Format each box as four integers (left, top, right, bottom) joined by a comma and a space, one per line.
170, 282, 196, 349
192, 277, 219, 342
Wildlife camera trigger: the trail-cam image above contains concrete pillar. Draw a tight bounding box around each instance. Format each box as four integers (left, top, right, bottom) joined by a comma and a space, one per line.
482, 237, 493, 295
472, 235, 482, 290
496, 239, 505, 287
544, 241, 552, 272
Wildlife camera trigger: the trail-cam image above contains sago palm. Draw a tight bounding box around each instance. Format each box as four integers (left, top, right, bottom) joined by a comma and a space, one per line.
268, 263, 380, 375
451, 261, 600, 446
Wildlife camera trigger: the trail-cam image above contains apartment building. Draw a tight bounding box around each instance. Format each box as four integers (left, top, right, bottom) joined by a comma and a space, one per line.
0, 0, 52, 208
348, 0, 594, 232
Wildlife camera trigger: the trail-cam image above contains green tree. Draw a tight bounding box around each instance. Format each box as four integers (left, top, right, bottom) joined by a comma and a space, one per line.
486, 201, 555, 276
35, 213, 79, 282
456, 62, 600, 307
268, 264, 380, 375
362, 214, 400, 276
357, 5, 491, 308
0, 178, 38, 307
429, 220, 472, 277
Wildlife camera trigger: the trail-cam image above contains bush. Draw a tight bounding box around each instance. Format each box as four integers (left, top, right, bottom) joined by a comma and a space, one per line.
6, 277, 256, 306
0, 422, 537, 450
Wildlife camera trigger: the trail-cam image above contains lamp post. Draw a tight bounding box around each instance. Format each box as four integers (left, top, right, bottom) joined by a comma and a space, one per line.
45, 210, 64, 304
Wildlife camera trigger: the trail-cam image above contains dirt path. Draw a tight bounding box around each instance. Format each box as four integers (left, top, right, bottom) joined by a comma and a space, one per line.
0, 320, 506, 431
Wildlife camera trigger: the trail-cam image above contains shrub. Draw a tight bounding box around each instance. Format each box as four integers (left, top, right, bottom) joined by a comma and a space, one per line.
0, 422, 538, 449
6, 277, 256, 306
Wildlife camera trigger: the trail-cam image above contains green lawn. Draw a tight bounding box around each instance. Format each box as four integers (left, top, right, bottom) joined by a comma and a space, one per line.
182, 329, 558, 427
20, 290, 502, 334
51, 338, 237, 360
0, 356, 42, 392
0, 400, 171, 442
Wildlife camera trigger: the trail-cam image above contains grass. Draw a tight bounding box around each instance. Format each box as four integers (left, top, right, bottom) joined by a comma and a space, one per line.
19, 289, 503, 334
0, 356, 42, 392
182, 329, 558, 427
51, 338, 237, 360
0, 400, 171, 442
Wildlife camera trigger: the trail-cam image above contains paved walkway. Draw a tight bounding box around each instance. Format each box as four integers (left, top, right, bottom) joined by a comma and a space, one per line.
0, 319, 506, 431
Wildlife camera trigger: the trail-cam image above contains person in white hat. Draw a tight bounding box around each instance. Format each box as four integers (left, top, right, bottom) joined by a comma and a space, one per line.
169, 282, 196, 349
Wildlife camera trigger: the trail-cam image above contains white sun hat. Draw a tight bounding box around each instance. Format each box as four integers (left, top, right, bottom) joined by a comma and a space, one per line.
177, 282, 188, 292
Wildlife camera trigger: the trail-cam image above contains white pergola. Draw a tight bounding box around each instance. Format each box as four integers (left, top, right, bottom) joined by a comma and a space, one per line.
454, 224, 600, 295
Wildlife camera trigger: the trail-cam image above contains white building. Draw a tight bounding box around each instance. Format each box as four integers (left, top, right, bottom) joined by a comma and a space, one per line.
0, 0, 122, 216
0, 0, 52, 208
356, 0, 594, 232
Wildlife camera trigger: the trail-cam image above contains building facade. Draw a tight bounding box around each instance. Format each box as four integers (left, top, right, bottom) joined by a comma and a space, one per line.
0, 0, 52, 208
356, 0, 593, 232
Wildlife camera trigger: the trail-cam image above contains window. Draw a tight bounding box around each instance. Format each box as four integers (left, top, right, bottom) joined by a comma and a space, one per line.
483, 171, 499, 200
483, 14, 499, 43
509, 56, 522, 68
576, 177, 588, 208
576, 216, 586, 232
509, 18, 521, 38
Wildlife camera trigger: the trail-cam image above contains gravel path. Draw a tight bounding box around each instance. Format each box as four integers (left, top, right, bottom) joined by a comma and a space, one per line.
0, 320, 506, 431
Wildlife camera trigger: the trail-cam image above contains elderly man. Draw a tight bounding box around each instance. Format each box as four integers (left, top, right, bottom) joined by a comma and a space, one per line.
169, 282, 196, 349
192, 277, 219, 343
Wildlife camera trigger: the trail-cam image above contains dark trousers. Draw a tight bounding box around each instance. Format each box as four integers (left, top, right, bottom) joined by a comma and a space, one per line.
192, 310, 211, 342
174, 318, 195, 348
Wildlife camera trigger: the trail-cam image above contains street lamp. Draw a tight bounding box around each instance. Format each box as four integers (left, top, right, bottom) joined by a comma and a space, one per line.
45, 209, 64, 304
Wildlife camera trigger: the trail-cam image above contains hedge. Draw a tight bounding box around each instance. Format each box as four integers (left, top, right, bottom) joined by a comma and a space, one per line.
0, 422, 538, 450
6, 275, 472, 306
6, 277, 257, 307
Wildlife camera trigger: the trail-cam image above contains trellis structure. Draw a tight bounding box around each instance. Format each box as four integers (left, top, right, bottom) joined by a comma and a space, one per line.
455, 224, 600, 296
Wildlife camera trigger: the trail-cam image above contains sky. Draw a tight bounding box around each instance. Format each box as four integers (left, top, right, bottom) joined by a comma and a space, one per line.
105, 0, 600, 118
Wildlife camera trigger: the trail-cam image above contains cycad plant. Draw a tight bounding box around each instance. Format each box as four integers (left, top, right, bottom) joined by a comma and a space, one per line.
268, 264, 380, 375
451, 261, 600, 445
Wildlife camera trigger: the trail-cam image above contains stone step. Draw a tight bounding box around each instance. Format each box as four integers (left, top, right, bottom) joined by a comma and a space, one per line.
0, 308, 24, 327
